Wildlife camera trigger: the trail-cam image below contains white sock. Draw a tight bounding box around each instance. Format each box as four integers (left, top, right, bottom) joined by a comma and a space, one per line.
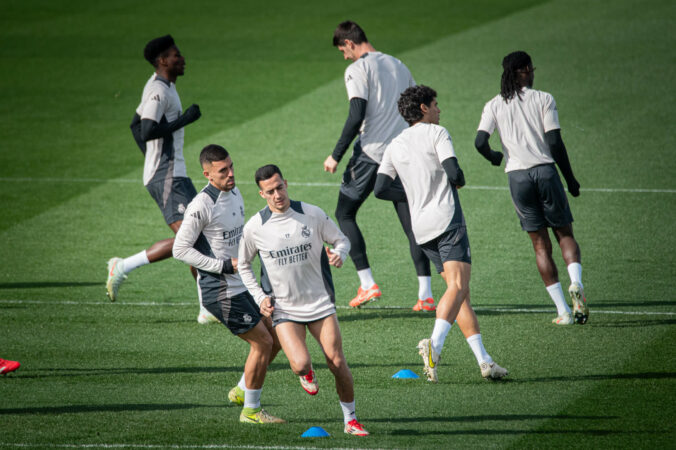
466, 334, 493, 365
357, 268, 376, 290
243, 388, 261, 409
430, 318, 452, 355
340, 400, 357, 424
123, 251, 149, 274
418, 276, 433, 300
567, 263, 583, 287
237, 373, 246, 391
546, 283, 571, 315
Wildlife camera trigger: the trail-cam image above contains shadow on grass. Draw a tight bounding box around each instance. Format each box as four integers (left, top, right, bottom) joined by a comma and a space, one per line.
512, 372, 676, 383
389, 428, 657, 437
590, 319, 676, 327
0, 282, 100, 289
0, 403, 220, 415
371, 413, 617, 424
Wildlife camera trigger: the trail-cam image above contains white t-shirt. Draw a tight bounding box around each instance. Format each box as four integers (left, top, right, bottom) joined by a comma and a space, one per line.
344, 52, 415, 163
379, 123, 464, 244
173, 184, 246, 302
136, 73, 187, 185
238, 201, 350, 323
478, 87, 560, 172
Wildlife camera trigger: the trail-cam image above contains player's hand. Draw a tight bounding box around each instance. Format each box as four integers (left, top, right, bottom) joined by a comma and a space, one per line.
324, 155, 339, 173
326, 247, 343, 268
183, 104, 201, 124
490, 151, 504, 166
567, 178, 580, 197
260, 297, 275, 317
230, 258, 238, 272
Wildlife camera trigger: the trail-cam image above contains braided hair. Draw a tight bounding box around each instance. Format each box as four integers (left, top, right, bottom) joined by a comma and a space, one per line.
500, 51, 532, 102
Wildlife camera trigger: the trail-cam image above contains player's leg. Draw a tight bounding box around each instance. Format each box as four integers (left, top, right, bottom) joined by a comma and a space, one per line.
553, 224, 588, 324
274, 321, 317, 395
308, 314, 368, 436
392, 198, 434, 311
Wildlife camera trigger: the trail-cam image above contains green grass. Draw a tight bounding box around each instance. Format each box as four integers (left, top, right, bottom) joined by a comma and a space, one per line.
1, 0, 675, 448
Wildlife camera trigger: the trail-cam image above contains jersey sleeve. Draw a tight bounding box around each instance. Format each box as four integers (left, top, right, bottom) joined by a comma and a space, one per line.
377, 147, 398, 179
344, 63, 368, 100
140, 82, 168, 123
172, 198, 224, 274
434, 126, 457, 163
237, 220, 267, 305
543, 93, 561, 132
311, 204, 351, 263
477, 101, 497, 134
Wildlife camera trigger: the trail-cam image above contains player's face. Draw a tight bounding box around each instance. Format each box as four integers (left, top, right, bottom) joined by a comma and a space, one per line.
164, 46, 185, 78
258, 173, 290, 213
337, 41, 357, 61
204, 157, 235, 191
421, 98, 441, 125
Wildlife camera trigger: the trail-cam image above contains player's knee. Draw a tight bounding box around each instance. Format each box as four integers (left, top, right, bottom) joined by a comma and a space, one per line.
289, 357, 312, 375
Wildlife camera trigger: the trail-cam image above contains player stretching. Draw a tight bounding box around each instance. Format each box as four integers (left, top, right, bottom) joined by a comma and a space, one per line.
106, 35, 217, 324
238, 165, 369, 436
324, 21, 434, 312
173, 145, 283, 424
475, 51, 588, 325
375, 85, 508, 382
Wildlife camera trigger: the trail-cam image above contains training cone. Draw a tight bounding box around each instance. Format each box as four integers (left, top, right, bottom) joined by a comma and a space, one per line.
301, 426, 330, 437
392, 369, 420, 379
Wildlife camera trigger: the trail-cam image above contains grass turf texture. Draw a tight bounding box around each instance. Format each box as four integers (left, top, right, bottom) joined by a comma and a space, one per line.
1, 0, 675, 448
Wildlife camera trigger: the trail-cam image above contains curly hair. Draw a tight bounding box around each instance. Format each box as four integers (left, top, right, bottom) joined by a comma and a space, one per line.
397, 85, 437, 125
500, 51, 532, 101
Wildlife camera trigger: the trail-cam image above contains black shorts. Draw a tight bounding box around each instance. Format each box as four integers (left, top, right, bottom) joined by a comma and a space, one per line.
203, 290, 261, 336
146, 177, 197, 225
339, 142, 380, 201
420, 226, 471, 273
507, 164, 573, 232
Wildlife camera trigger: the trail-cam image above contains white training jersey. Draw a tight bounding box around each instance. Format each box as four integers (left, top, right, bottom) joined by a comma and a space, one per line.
238, 201, 350, 323
379, 123, 465, 244
136, 73, 187, 185
478, 87, 561, 172
344, 51, 415, 163
173, 184, 246, 302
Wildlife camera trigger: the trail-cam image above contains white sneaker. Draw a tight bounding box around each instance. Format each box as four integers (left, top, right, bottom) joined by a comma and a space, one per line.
417, 338, 440, 383
197, 306, 219, 324
552, 312, 574, 325
569, 282, 589, 324
480, 361, 508, 379
106, 257, 127, 302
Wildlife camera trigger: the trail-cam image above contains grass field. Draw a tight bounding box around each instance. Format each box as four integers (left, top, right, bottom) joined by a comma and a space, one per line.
1, 0, 675, 448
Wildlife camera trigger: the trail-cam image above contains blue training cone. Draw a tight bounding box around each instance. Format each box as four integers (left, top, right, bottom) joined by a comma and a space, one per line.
301, 426, 330, 437
392, 369, 420, 379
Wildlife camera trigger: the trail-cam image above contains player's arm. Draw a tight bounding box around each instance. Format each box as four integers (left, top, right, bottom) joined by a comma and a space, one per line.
474, 131, 503, 166
373, 173, 406, 201
324, 97, 367, 172
441, 157, 466, 188
140, 104, 201, 141
237, 225, 268, 305
172, 203, 234, 274
130, 114, 146, 155
315, 206, 350, 267
546, 129, 580, 197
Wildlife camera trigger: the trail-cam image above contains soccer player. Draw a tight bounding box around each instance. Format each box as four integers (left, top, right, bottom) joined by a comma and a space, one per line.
106, 35, 216, 324
474, 51, 588, 325
172, 145, 284, 424
374, 85, 508, 383
324, 21, 435, 312
238, 164, 369, 437
0, 358, 20, 375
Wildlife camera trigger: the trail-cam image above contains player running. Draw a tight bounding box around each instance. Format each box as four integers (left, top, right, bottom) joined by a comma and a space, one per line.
474, 51, 588, 325
375, 85, 508, 383
238, 164, 369, 436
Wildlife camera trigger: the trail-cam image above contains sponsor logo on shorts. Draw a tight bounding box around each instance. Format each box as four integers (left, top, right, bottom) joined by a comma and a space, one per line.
243, 314, 252, 323
178, 203, 186, 214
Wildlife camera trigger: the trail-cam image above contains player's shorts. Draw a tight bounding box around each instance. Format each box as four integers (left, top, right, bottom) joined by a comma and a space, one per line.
272, 311, 336, 328
203, 290, 261, 336
507, 164, 573, 232
420, 226, 471, 273
339, 142, 380, 201
145, 176, 197, 225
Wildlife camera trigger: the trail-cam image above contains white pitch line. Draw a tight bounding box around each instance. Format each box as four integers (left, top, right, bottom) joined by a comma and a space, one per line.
1, 299, 673, 316
0, 177, 674, 193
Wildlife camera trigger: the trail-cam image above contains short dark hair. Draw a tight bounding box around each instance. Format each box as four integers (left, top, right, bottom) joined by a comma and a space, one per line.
397, 85, 438, 125
144, 35, 176, 67
333, 21, 368, 47
199, 144, 229, 168
255, 164, 283, 187
500, 51, 532, 101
